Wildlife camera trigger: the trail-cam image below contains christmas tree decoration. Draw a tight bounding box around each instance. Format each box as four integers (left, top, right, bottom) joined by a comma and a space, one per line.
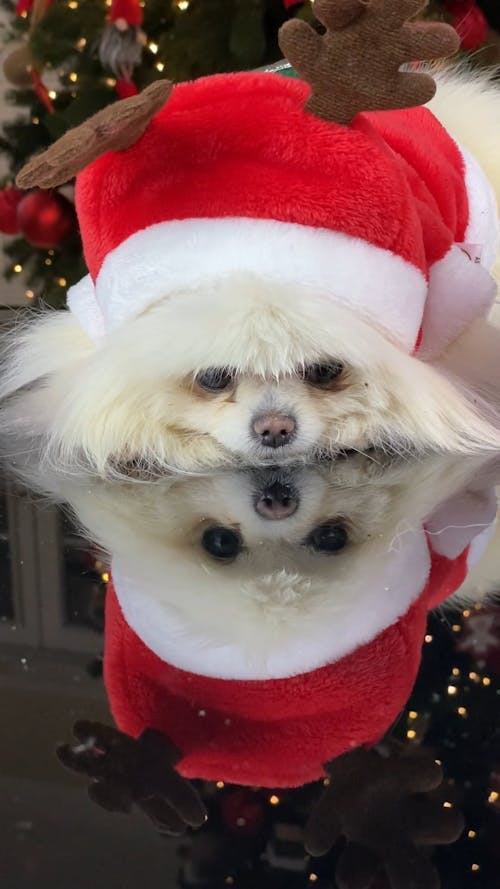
29, 68, 54, 113
0, 0, 498, 308
456, 605, 500, 673
0, 0, 301, 307
16, 189, 75, 248
98, 0, 147, 98
0, 186, 24, 235
221, 789, 266, 838
16, 0, 33, 14
3, 0, 55, 118
2, 43, 35, 87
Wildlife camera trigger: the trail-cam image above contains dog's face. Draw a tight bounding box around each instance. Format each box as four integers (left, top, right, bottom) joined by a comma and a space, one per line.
2, 276, 497, 479
57, 452, 489, 678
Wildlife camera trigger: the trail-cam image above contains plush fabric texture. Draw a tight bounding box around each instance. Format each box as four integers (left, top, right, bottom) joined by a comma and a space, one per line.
104, 583, 428, 788
71, 72, 498, 355
103, 491, 495, 787
109, 526, 432, 681
278, 0, 460, 124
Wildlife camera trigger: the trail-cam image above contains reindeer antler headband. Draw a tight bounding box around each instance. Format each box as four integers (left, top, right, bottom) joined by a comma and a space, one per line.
279, 0, 459, 124
17, 0, 458, 190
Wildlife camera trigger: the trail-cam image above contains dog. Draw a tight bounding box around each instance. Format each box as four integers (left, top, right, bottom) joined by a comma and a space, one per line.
1, 69, 500, 479
35, 451, 497, 672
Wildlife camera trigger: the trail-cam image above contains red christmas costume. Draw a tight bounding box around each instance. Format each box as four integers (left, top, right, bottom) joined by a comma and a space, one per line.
104, 484, 497, 787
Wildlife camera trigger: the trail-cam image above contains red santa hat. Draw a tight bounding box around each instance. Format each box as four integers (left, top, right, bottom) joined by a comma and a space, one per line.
66, 72, 498, 357
15, 2, 498, 358
103, 475, 497, 788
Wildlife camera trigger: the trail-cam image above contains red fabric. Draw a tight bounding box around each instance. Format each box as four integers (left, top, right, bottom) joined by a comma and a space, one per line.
445, 1, 488, 50
0, 187, 24, 235
30, 69, 54, 115
115, 78, 139, 99
108, 0, 143, 27
15, 0, 33, 14
424, 546, 469, 611
17, 0, 53, 16
17, 190, 75, 248
103, 522, 477, 788
104, 580, 428, 787
75, 73, 468, 284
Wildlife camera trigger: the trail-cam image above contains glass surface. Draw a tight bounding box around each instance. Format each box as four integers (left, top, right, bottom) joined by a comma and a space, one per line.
1, 455, 499, 889
61, 510, 107, 632
0, 488, 13, 620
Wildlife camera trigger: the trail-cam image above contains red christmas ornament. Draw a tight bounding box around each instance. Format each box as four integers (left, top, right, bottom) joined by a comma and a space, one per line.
445, 1, 488, 51
0, 187, 25, 235
115, 78, 139, 99
283, 0, 304, 8
221, 789, 266, 838
17, 190, 75, 249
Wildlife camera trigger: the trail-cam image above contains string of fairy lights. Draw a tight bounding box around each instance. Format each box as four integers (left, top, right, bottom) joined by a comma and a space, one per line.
12, 0, 191, 299
401, 600, 500, 879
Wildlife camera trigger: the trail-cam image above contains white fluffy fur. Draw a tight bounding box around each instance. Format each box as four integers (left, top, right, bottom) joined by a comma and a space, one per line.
2, 68, 500, 476
44, 453, 499, 677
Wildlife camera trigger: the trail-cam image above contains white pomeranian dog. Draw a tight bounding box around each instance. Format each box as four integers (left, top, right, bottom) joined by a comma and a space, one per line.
1, 66, 500, 479
39, 452, 498, 670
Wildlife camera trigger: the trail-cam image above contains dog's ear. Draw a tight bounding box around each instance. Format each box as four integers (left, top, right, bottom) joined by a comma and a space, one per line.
278, 0, 459, 125
16, 79, 173, 190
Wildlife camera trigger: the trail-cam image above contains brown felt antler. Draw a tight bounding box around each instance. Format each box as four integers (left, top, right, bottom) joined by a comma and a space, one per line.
56, 721, 207, 835
305, 739, 464, 889
16, 79, 173, 190
278, 0, 460, 125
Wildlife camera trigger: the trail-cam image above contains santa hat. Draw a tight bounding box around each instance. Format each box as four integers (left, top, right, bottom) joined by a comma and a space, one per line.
103, 475, 497, 788
17, 2, 498, 358
65, 73, 498, 357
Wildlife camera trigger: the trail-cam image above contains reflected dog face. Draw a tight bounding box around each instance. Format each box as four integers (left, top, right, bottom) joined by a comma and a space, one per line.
1, 277, 499, 481
54, 453, 490, 670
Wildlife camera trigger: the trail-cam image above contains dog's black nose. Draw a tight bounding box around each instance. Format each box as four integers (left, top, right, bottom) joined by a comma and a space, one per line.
252, 413, 296, 448
255, 481, 299, 520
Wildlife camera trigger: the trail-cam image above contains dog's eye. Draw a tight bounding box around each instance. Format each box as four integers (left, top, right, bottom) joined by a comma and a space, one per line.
202, 526, 242, 561
306, 521, 348, 553
301, 362, 344, 387
195, 368, 235, 392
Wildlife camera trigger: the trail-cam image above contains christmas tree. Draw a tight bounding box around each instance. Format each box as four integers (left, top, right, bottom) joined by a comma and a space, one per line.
0, 0, 499, 308
0, 0, 311, 307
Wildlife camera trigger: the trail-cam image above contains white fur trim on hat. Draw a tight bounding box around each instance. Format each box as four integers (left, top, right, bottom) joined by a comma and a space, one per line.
67, 274, 106, 340
67, 218, 427, 351
417, 144, 500, 358
418, 245, 497, 358
461, 145, 500, 271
